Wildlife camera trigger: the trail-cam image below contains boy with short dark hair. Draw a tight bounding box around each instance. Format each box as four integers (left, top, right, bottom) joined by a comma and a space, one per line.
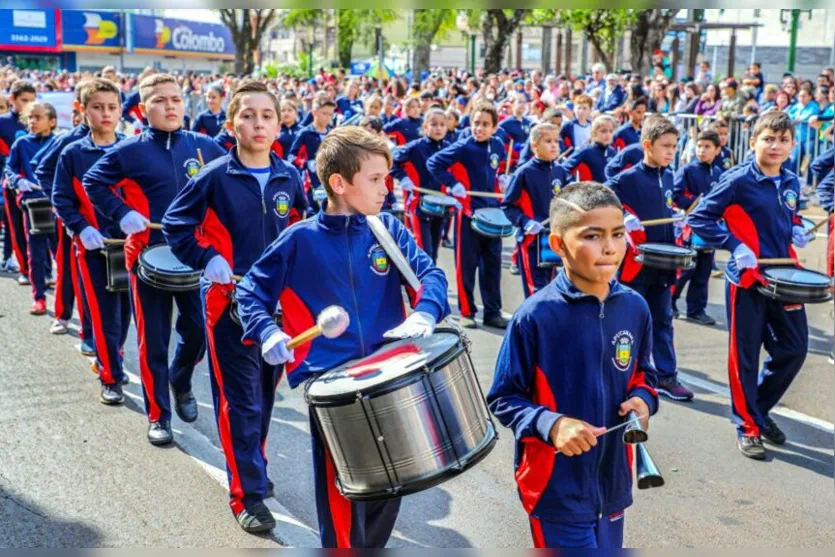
489, 182, 658, 549
671, 129, 723, 324
607, 115, 694, 402
289, 96, 336, 211
612, 97, 647, 151
560, 94, 593, 150
235, 126, 450, 547
689, 112, 812, 460
709, 119, 735, 173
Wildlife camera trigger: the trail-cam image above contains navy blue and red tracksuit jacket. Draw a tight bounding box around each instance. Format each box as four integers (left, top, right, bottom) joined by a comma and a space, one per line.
499, 116, 533, 148
235, 210, 451, 389
162, 150, 307, 278
561, 142, 616, 184
672, 158, 723, 210
502, 157, 572, 232
121, 90, 146, 129
82, 127, 225, 271
52, 134, 125, 239
336, 95, 363, 121
605, 143, 643, 181
277, 122, 301, 161
559, 119, 591, 151
190, 109, 226, 138
607, 161, 678, 286
817, 169, 834, 214
487, 270, 659, 522
213, 128, 287, 159
714, 145, 734, 174
596, 85, 626, 113
34, 123, 90, 195
383, 116, 423, 146
518, 136, 567, 168
612, 123, 641, 151
688, 161, 804, 288
391, 136, 448, 201
445, 129, 461, 143
4, 133, 55, 204
426, 135, 505, 216
288, 125, 331, 190
0, 111, 26, 183
809, 147, 834, 185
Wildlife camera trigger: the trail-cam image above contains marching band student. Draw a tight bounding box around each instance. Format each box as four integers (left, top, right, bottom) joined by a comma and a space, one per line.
809, 146, 834, 186
191, 83, 227, 138
488, 182, 658, 549
559, 94, 593, 150
502, 123, 572, 297
671, 129, 723, 325
235, 126, 450, 547
499, 95, 534, 171
391, 107, 449, 262
561, 114, 617, 183
34, 81, 93, 338
612, 97, 647, 151
383, 96, 423, 146
427, 101, 509, 330
709, 119, 735, 174
289, 96, 336, 211
335, 80, 364, 122
607, 116, 694, 402
0, 80, 37, 284
445, 108, 461, 143
4, 101, 57, 316
518, 108, 565, 167
84, 73, 225, 446
163, 81, 308, 534
689, 112, 814, 460
604, 142, 643, 180
276, 98, 301, 160
52, 78, 130, 403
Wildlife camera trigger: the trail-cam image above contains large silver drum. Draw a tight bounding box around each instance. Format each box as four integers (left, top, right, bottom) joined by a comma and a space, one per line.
305, 329, 497, 501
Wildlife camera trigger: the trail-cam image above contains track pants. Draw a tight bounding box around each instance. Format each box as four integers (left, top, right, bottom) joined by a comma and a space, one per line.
627, 282, 678, 381
310, 411, 401, 547
454, 212, 503, 321
1, 200, 12, 262
673, 249, 714, 316
725, 282, 807, 437
4, 188, 28, 274
54, 220, 82, 322
129, 270, 205, 423
203, 283, 282, 515
529, 512, 625, 548
22, 209, 51, 302
408, 209, 444, 263
518, 234, 554, 298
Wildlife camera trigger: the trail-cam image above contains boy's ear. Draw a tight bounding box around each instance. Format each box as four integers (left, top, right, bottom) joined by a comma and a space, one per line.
138, 102, 146, 119
328, 172, 346, 195
225, 119, 234, 135
748, 135, 756, 151
549, 230, 567, 258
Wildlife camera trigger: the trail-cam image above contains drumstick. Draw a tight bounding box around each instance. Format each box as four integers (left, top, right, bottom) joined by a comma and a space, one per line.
418, 186, 503, 200
103, 238, 125, 245
685, 194, 703, 214
557, 146, 573, 161
286, 305, 350, 350
806, 217, 829, 235
197, 148, 205, 167
29, 184, 43, 191
504, 142, 513, 177
231, 274, 243, 282
147, 223, 163, 231
757, 258, 798, 265
640, 216, 684, 227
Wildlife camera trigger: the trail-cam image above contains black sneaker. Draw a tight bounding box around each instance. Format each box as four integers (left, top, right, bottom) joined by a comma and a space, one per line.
100, 383, 124, 405
687, 311, 717, 326
266, 479, 275, 499
121, 373, 130, 386
174, 391, 198, 423
762, 416, 787, 445
509, 263, 520, 275
442, 238, 454, 249
656, 378, 694, 402
148, 420, 173, 446
235, 500, 276, 533
484, 315, 509, 330
737, 435, 766, 460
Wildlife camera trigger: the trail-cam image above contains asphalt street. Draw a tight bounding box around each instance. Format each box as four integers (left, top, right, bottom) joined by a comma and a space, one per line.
0, 212, 832, 547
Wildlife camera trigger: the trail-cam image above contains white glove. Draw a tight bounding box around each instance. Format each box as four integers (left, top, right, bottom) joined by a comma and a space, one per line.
791, 225, 813, 248
733, 244, 757, 269
79, 226, 105, 251
498, 175, 510, 192
451, 183, 467, 198
16, 179, 34, 192
204, 255, 233, 284
262, 330, 295, 365
674, 218, 686, 237
307, 160, 317, 173
624, 213, 645, 233
119, 210, 150, 235
399, 177, 415, 192
383, 311, 437, 339
523, 220, 544, 235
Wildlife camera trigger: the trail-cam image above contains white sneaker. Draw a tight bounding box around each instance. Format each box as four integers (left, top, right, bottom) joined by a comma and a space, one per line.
17, 274, 30, 285
50, 319, 69, 335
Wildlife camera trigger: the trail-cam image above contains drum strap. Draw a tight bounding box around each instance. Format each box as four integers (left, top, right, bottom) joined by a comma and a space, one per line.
367, 215, 421, 291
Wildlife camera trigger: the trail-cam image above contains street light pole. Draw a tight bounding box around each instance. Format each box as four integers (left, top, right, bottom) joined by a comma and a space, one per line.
470, 33, 476, 74
783, 9, 812, 73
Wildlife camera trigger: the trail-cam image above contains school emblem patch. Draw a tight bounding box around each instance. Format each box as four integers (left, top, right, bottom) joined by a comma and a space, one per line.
611, 330, 634, 372
368, 244, 390, 276
723, 157, 732, 169
183, 158, 201, 178
783, 190, 798, 211
490, 153, 500, 169
664, 189, 674, 209
552, 179, 563, 195
273, 191, 290, 218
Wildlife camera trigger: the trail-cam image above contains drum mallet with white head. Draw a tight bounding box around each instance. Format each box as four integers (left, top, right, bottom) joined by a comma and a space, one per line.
286, 305, 350, 349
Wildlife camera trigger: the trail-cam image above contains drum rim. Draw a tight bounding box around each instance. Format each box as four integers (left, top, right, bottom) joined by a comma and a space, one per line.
304, 328, 466, 406
422, 194, 456, 206
136, 266, 201, 291
637, 242, 697, 256
760, 266, 834, 287
138, 244, 202, 278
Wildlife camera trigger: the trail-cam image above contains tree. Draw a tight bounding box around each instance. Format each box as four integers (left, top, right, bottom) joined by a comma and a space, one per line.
410, 10, 458, 77
468, 9, 529, 74
629, 9, 678, 76
218, 9, 278, 75
558, 10, 636, 71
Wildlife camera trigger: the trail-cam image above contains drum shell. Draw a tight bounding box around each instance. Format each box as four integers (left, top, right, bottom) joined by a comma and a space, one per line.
470, 209, 514, 238
756, 267, 834, 304
137, 245, 202, 292
23, 198, 55, 235
419, 195, 455, 219
636, 244, 696, 271
101, 244, 129, 293
307, 338, 497, 501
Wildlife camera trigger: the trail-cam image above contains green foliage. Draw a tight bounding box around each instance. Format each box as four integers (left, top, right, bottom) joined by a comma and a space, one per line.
558, 9, 636, 66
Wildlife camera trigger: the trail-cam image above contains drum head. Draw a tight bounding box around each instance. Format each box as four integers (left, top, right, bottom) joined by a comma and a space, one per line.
306, 330, 462, 404
474, 208, 510, 226
423, 195, 456, 207
762, 267, 832, 287
639, 243, 696, 257
139, 245, 196, 274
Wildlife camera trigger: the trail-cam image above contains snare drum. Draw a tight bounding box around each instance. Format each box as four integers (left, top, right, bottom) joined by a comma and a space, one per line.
635, 243, 697, 270
419, 194, 457, 218
757, 266, 833, 304
136, 245, 202, 291
536, 230, 561, 268
305, 329, 497, 501
471, 208, 514, 238
101, 243, 129, 293
23, 197, 55, 235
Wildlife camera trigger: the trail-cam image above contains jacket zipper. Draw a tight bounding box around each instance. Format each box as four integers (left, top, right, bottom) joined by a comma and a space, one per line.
344, 219, 366, 356
596, 299, 607, 519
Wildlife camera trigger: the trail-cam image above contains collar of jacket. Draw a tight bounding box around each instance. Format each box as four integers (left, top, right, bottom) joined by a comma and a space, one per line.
316, 204, 369, 234
145, 126, 184, 146
553, 269, 626, 302
80, 132, 126, 152
636, 160, 667, 176
749, 159, 792, 184
225, 148, 290, 179
533, 157, 553, 169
